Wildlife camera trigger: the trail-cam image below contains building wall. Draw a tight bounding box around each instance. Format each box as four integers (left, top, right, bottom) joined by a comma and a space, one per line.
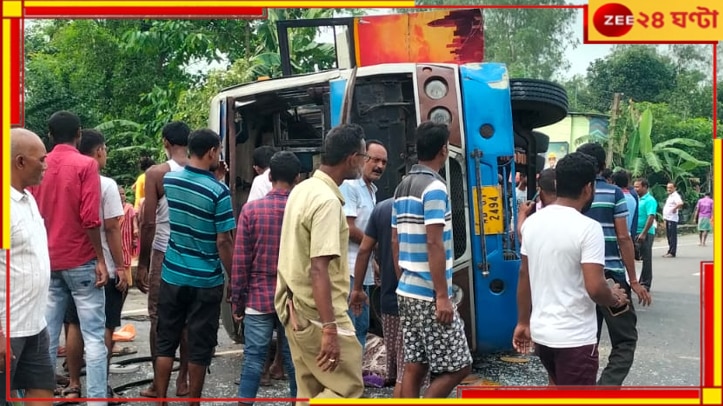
536, 113, 610, 168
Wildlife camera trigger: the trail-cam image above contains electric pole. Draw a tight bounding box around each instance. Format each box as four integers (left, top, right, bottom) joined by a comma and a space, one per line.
606, 92, 622, 168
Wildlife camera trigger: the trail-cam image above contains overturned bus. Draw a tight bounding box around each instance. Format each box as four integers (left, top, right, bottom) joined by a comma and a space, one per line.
209, 9, 567, 353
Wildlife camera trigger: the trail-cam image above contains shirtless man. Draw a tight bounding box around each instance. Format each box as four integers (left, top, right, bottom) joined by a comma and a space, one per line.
135, 121, 191, 398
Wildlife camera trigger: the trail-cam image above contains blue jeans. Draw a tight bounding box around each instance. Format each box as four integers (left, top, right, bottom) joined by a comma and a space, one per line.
348, 277, 370, 350
238, 314, 296, 403
46, 260, 108, 401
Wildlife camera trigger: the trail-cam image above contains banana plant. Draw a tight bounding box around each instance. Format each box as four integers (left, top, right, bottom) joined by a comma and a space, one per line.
623, 105, 709, 177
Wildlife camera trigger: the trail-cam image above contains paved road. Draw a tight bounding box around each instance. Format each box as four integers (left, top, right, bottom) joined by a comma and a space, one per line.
59, 233, 711, 403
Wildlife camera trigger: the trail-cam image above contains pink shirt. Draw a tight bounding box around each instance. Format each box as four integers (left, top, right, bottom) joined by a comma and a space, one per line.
29, 144, 101, 271
697, 197, 713, 218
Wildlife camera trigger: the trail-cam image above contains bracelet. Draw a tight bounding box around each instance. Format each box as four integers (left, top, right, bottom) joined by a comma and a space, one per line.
321, 321, 337, 329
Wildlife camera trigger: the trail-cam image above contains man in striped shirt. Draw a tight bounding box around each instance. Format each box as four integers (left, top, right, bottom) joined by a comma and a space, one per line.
577, 143, 651, 386
392, 121, 472, 398
154, 129, 236, 405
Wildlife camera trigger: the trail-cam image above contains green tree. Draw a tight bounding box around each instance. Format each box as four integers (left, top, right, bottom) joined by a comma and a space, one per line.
24, 13, 345, 185
95, 119, 159, 187
559, 74, 597, 112
609, 101, 711, 210
585, 46, 677, 113
175, 59, 259, 129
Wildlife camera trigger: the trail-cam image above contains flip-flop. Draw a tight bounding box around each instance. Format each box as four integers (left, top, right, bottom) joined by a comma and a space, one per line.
112, 346, 138, 357
56, 374, 70, 387
108, 385, 125, 405
109, 363, 140, 374
61, 386, 81, 400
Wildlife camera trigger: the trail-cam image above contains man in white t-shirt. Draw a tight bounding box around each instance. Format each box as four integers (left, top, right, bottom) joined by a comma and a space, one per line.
513, 152, 629, 386
662, 182, 684, 258
63, 129, 127, 400
247, 146, 278, 203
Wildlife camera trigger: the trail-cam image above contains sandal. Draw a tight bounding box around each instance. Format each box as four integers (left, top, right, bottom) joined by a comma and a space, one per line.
56, 374, 70, 387
108, 385, 125, 405
62, 386, 81, 400
112, 346, 138, 357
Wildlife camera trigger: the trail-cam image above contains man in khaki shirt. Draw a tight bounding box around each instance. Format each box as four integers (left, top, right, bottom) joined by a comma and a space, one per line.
275, 124, 367, 400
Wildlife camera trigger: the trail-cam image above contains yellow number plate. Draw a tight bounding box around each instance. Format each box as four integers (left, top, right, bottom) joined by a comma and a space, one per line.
472, 186, 505, 235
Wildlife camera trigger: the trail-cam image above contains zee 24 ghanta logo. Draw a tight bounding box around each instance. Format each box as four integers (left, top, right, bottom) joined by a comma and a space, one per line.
593, 2, 719, 37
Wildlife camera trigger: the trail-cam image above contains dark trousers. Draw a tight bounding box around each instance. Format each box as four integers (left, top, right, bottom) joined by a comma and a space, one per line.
666, 220, 678, 256
638, 234, 655, 291
596, 271, 638, 386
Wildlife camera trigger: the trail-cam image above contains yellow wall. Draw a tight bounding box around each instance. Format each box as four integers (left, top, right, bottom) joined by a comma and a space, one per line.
537, 113, 610, 146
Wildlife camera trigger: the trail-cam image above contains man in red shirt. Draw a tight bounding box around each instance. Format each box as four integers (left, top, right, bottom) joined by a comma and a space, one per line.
29, 111, 110, 401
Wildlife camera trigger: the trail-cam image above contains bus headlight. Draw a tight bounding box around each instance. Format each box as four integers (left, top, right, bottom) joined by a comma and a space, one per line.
425, 79, 448, 100
429, 107, 452, 125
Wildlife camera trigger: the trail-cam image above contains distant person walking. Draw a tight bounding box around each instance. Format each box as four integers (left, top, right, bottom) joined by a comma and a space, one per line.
662, 183, 684, 258
693, 193, 713, 246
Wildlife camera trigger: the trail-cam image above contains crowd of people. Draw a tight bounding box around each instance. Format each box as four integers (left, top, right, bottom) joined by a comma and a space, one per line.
0, 110, 713, 404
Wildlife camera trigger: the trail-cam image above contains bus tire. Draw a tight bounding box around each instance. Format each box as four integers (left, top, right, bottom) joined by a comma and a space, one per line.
532, 131, 550, 153
536, 154, 546, 173
221, 283, 244, 344
509, 79, 569, 129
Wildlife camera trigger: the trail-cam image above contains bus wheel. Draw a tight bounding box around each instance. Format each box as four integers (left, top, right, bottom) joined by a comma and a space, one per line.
532, 131, 550, 153
509, 78, 568, 129
221, 290, 244, 344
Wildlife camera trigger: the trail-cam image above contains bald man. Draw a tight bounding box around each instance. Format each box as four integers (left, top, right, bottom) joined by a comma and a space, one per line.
0, 128, 54, 405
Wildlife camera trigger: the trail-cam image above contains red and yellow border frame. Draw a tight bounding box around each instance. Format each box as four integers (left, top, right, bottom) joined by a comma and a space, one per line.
1, 1, 721, 405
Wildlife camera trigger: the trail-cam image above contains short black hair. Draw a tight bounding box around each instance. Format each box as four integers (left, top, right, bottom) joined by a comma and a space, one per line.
253, 146, 279, 169
79, 129, 106, 156
555, 152, 597, 199
139, 156, 155, 171
577, 142, 607, 173
538, 168, 556, 193
601, 168, 613, 180
416, 121, 449, 161
365, 139, 386, 151
635, 178, 649, 188
612, 169, 630, 188
321, 124, 365, 166
269, 151, 301, 185
704, 192, 711, 197
162, 121, 190, 147
48, 111, 81, 144
188, 128, 220, 158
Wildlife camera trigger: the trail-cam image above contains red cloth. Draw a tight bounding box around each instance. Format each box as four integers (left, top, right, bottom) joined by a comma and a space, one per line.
29, 144, 101, 271
120, 202, 136, 267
